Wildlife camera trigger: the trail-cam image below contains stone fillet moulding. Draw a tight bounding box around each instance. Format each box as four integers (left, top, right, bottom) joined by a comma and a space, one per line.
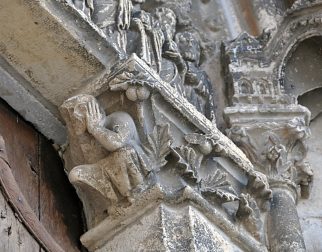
56, 0, 315, 251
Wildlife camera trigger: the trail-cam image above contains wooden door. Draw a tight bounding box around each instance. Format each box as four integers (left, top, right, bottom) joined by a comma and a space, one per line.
0, 99, 85, 252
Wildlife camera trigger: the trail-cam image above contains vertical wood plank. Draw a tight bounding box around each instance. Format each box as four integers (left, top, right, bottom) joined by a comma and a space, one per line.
0, 189, 40, 252
0, 101, 40, 216
0, 99, 85, 251
39, 136, 84, 252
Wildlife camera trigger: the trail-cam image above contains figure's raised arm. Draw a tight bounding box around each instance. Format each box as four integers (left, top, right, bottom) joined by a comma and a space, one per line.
86, 100, 131, 152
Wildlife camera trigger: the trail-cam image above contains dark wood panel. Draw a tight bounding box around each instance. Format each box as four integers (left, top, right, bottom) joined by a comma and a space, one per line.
0, 99, 85, 252
0, 101, 39, 216
0, 189, 40, 252
0, 136, 64, 252
39, 136, 85, 252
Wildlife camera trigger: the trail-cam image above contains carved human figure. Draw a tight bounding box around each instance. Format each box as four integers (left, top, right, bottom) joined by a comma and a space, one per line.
154, 7, 186, 96
60, 95, 144, 226
129, 7, 186, 96
131, 10, 163, 69
176, 31, 215, 121
73, 0, 132, 53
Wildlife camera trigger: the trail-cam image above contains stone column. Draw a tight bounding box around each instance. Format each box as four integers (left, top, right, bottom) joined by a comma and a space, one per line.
268, 187, 305, 251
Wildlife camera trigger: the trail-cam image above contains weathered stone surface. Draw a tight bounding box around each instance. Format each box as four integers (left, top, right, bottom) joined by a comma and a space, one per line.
298, 112, 322, 251
81, 186, 266, 252
268, 188, 306, 252
57, 1, 274, 249
0, 0, 108, 106
1, 0, 322, 251
92, 204, 245, 252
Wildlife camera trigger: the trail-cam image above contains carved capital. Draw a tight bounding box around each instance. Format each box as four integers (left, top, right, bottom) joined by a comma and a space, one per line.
225, 106, 312, 201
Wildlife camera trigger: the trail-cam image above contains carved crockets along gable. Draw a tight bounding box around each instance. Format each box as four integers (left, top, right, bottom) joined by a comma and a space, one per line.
54, 1, 317, 251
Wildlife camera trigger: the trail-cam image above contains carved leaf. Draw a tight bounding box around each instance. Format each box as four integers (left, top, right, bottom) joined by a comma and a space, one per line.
247, 171, 272, 201
143, 124, 172, 171
172, 146, 202, 182
200, 170, 239, 203
109, 66, 156, 91
236, 194, 264, 242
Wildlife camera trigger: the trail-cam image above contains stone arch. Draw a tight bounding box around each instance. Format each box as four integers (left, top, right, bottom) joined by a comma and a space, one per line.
270, 9, 322, 95
256, 79, 272, 95
298, 87, 322, 120
238, 78, 254, 94
278, 34, 322, 97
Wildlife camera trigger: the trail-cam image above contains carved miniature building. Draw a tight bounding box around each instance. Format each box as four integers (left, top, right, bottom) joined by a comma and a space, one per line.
0, 0, 321, 251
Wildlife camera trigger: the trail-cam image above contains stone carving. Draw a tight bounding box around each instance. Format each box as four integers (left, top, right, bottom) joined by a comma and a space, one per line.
72, 0, 93, 18
236, 194, 264, 243
247, 171, 272, 210
59, 52, 274, 247
143, 124, 172, 172
70, 0, 215, 118
224, 25, 315, 251
72, 0, 132, 53
153, 7, 186, 95
184, 132, 271, 201
200, 170, 239, 204
227, 117, 312, 198
59, 2, 278, 251
131, 10, 161, 69
60, 94, 146, 227
176, 31, 215, 121
172, 146, 202, 183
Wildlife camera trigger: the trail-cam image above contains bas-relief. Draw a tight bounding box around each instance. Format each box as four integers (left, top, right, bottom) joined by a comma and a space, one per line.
59, 0, 317, 251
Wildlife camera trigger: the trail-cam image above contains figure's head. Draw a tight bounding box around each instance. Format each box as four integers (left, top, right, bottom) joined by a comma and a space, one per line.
175, 31, 201, 64
60, 94, 99, 135
154, 7, 176, 39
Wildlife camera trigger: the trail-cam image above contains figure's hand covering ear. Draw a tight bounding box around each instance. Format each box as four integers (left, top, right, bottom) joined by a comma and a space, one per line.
86, 100, 105, 133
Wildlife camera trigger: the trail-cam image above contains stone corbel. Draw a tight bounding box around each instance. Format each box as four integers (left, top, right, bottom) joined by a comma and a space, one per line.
60, 53, 273, 251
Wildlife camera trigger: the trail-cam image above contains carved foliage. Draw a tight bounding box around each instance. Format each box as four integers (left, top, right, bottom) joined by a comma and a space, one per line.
143, 124, 172, 171
236, 194, 264, 242
247, 171, 272, 201
228, 116, 312, 198
172, 146, 202, 183
200, 170, 239, 204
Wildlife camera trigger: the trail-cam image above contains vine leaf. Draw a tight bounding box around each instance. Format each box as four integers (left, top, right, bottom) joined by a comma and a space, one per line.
172, 146, 202, 183
200, 170, 239, 203
143, 124, 172, 171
